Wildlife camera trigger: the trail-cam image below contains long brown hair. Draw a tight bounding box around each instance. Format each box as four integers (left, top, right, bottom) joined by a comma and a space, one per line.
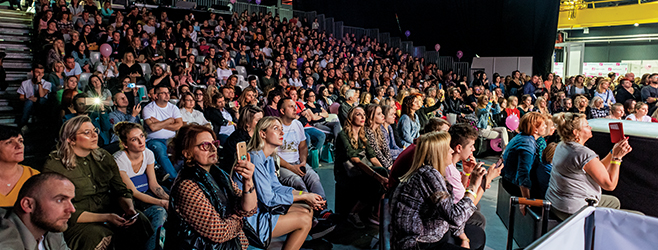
400, 95, 417, 122
365, 104, 385, 148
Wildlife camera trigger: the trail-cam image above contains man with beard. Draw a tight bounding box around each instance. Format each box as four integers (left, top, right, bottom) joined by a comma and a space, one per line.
0, 173, 75, 249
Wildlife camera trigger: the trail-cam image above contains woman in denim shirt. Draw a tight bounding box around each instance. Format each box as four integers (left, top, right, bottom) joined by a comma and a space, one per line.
235, 116, 325, 249
382, 105, 403, 159
397, 95, 421, 147
501, 112, 547, 199
475, 95, 509, 150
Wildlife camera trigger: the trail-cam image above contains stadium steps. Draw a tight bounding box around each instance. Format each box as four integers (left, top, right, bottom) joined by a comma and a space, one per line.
0, 7, 33, 127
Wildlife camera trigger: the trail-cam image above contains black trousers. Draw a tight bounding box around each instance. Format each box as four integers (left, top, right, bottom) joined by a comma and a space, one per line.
417, 224, 486, 250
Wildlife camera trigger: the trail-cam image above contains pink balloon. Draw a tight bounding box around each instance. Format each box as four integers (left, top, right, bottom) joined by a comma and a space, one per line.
456, 50, 463, 59
490, 138, 503, 152
230, 0, 236, 3
434, 44, 440, 51
505, 114, 519, 131
100, 43, 112, 57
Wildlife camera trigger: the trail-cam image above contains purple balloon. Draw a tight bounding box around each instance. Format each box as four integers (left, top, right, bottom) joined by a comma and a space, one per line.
434, 44, 441, 51
404, 30, 411, 38
100, 43, 112, 58
456, 50, 463, 59
255, 0, 261, 4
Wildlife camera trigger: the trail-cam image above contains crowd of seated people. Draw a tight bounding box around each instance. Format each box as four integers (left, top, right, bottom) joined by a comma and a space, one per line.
2, 1, 658, 249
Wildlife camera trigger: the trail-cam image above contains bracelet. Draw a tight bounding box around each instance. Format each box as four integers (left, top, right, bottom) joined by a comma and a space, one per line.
244, 185, 255, 194
462, 238, 470, 243
299, 191, 303, 196
610, 161, 621, 165
463, 172, 471, 177
465, 189, 477, 199
612, 157, 622, 162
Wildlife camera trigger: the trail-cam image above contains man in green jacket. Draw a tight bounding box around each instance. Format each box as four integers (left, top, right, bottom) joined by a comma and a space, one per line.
0, 173, 75, 250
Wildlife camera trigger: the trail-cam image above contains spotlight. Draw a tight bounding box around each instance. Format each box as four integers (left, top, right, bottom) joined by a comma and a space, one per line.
634, 23, 639, 27
93, 98, 102, 105
475, 54, 480, 58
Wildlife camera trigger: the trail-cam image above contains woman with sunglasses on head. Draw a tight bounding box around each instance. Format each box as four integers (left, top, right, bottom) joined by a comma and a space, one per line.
113, 122, 168, 250
165, 124, 257, 250
219, 105, 263, 174
43, 115, 153, 250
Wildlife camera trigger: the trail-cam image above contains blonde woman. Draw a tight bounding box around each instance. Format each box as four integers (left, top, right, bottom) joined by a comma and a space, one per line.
43, 115, 152, 250
391, 131, 487, 250
589, 96, 609, 119
532, 96, 550, 115
547, 112, 633, 220
241, 116, 320, 250
506, 96, 521, 118
594, 79, 615, 107
573, 95, 592, 119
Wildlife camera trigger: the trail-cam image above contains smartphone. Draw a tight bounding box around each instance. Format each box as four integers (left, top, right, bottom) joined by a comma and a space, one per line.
128, 83, 136, 88
493, 157, 504, 169
124, 213, 139, 221
300, 166, 307, 174
609, 122, 624, 143
236, 142, 247, 161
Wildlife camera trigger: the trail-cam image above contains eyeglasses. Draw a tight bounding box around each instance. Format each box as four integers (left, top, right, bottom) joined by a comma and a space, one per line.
196, 140, 221, 151
77, 128, 99, 137
195, 93, 204, 96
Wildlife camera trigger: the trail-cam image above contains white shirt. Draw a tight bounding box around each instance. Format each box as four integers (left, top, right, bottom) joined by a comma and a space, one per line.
64, 62, 82, 77
17, 79, 52, 99
626, 114, 652, 122
143, 101, 182, 139
277, 119, 306, 163
219, 109, 236, 135
113, 149, 155, 193
180, 107, 211, 127
217, 68, 233, 82
289, 77, 303, 87
113, 149, 155, 178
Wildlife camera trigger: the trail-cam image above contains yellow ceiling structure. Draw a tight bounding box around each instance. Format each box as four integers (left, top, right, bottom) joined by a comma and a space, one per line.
558, 0, 658, 29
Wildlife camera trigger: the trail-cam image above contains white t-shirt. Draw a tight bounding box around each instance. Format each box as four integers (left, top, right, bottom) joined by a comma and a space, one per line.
17, 79, 52, 99
219, 109, 236, 135
143, 101, 182, 139
113, 149, 155, 193
277, 119, 306, 163
626, 114, 652, 122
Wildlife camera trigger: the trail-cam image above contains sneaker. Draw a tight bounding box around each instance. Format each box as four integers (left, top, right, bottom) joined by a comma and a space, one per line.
347, 213, 365, 229
320, 210, 336, 221
310, 219, 336, 239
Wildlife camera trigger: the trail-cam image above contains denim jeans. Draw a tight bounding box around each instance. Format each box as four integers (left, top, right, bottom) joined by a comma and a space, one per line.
142, 205, 167, 250
21, 98, 47, 125
279, 162, 328, 214
147, 138, 179, 179
304, 127, 326, 152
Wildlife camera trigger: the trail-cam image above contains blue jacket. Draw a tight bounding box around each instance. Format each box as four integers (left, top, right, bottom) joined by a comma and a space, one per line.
523, 81, 537, 101
397, 114, 420, 147
489, 83, 506, 95
502, 134, 537, 189
235, 150, 293, 243
476, 102, 501, 129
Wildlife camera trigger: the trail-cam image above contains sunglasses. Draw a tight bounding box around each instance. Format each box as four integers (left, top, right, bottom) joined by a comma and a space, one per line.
196, 140, 221, 151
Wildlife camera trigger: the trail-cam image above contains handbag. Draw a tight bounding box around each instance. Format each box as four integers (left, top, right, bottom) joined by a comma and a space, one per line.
320, 142, 334, 163
343, 151, 372, 178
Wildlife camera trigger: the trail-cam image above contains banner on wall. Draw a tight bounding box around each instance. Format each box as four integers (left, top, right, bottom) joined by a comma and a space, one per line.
553, 62, 628, 78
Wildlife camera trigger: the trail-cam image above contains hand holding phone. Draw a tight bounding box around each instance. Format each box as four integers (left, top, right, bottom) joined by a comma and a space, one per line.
609, 122, 624, 143
124, 213, 139, 222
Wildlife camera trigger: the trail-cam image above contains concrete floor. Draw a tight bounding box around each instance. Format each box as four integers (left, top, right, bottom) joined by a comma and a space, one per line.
262, 155, 513, 250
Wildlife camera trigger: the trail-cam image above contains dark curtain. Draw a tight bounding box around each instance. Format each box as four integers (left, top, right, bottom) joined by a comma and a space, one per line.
295, 0, 559, 77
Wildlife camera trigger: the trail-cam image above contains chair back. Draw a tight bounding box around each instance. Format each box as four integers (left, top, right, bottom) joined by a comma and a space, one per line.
140, 63, 152, 82
78, 73, 92, 91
